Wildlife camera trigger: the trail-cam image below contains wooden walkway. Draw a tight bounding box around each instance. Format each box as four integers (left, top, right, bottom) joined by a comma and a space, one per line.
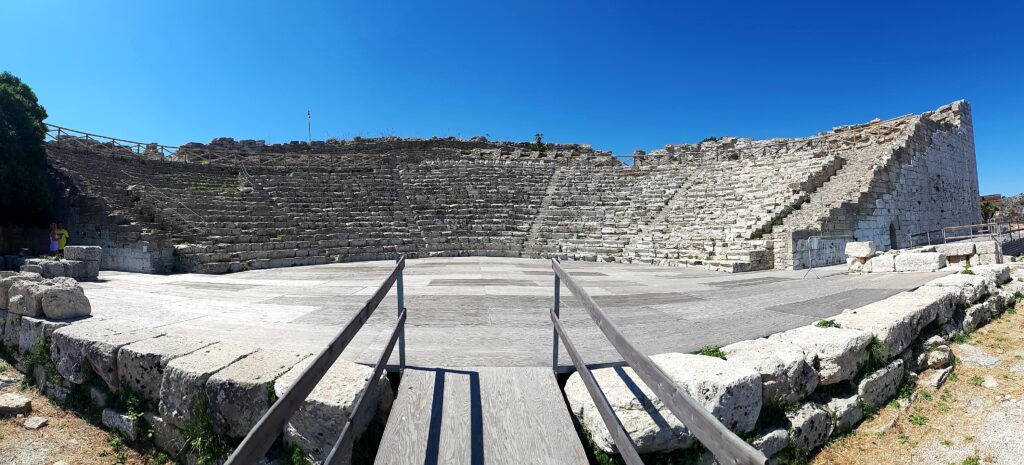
374, 367, 589, 465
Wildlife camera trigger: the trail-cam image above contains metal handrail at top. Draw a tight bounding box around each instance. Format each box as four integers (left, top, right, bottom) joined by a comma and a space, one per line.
225, 256, 408, 465
548, 259, 766, 465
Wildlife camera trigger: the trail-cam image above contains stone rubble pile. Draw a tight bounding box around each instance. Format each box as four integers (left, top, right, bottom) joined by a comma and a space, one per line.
565, 263, 1023, 461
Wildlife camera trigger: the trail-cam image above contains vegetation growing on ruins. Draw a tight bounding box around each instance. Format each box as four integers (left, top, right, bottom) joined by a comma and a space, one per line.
814, 319, 842, 328
0, 71, 53, 225
697, 345, 727, 359
182, 394, 232, 465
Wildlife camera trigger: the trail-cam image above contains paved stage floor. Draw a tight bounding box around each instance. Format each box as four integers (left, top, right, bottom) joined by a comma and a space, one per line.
81, 257, 951, 369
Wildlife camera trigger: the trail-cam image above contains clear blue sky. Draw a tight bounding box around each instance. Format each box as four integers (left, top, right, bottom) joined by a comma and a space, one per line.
3, 1, 1022, 195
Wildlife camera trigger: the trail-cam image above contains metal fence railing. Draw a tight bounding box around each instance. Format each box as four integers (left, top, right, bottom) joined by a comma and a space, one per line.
549, 259, 766, 465
224, 256, 407, 465
908, 222, 1024, 247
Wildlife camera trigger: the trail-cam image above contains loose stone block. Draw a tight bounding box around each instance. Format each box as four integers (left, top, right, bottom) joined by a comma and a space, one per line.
844, 242, 875, 259
206, 349, 312, 438
919, 366, 952, 390
722, 338, 818, 404
273, 357, 395, 462
144, 412, 187, 458
935, 242, 974, 257
864, 254, 895, 273
769, 326, 873, 385
961, 299, 999, 333
7, 280, 47, 317
159, 342, 256, 428
117, 335, 215, 403
40, 277, 91, 320
40, 261, 67, 279
754, 428, 789, 459
894, 252, 946, 272
102, 408, 139, 441
20, 264, 43, 274
786, 402, 831, 451
64, 246, 102, 262
832, 292, 942, 357
825, 394, 862, 435
857, 359, 904, 409
564, 353, 761, 453
0, 272, 42, 309
0, 393, 32, 416
23, 416, 48, 430
974, 241, 1003, 265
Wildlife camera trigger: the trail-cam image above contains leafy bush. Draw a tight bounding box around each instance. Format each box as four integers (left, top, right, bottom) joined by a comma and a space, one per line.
815, 319, 842, 329
0, 71, 53, 226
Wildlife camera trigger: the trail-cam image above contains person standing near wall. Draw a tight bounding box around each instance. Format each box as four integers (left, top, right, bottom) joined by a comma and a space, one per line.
48, 223, 59, 257
55, 222, 69, 257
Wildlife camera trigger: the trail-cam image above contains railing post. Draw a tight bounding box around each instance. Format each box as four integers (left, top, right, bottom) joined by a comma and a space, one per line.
551, 272, 561, 371
396, 256, 406, 370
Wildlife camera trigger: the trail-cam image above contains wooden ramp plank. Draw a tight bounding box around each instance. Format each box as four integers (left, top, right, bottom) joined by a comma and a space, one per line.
373, 367, 588, 465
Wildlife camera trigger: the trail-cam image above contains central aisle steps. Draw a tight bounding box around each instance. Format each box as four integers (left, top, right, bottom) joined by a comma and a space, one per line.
374, 367, 588, 465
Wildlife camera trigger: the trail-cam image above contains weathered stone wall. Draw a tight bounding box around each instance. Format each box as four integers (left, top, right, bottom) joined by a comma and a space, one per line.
44, 101, 979, 273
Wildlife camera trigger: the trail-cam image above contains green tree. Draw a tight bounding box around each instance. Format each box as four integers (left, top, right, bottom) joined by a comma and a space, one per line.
532, 133, 546, 152
981, 201, 999, 223
0, 71, 52, 225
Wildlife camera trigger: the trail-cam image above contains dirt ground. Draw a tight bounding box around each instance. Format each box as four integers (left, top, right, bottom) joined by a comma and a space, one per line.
812, 300, 1024, 465
0, 360, 161, 465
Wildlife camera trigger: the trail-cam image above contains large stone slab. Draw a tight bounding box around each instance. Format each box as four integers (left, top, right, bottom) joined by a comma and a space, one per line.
857, 359, 904, 409
974, 241, 1003, 265
845, 242, 875, 259
84, 329, 167, 391
63, 246, 102, 262
273, 357, 394, 462
159, 342, 256, 428
935, 242, 974, 257
144, 413, 187, 458
117, 335, 215, 403
206, 349, 311, 438
910, 285, 959, 324
49, 319, 120, 384
722, 338, 818, 404
0, 272, 42, 309
40, 277, 91, 320
970, 264, 1011, 284
769, 326, 873, 385
894, 252, 946, 272
864, 254, 895, 273
922, 273, 995, 305
17, 316, 69, 354
564, 353, 761, 454
832, 291, 943, 357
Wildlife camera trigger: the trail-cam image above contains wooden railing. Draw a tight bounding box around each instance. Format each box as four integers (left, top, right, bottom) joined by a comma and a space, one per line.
549, 259, 766, 465
224, 256, 407, 465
